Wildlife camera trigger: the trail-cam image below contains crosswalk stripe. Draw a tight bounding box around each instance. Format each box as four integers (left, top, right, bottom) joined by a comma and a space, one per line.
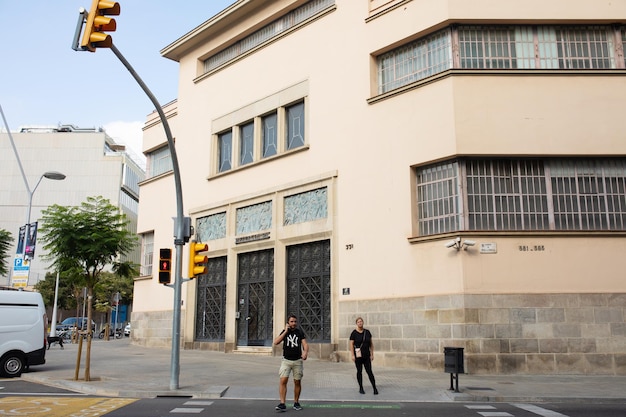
512, 403, 569, 417
171, 407, 204, 413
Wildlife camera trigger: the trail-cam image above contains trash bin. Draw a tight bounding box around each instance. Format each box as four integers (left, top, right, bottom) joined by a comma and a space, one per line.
444, 347, 464, 392
444, 347, 464, 374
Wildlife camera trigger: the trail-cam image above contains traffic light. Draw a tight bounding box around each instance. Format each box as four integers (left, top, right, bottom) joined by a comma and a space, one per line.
158, 248, 172, 284
80, 0, 120, 52
188, 241, 208, 279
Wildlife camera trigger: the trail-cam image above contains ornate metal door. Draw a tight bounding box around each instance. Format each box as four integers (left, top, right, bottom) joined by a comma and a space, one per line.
237, 249, 274, 346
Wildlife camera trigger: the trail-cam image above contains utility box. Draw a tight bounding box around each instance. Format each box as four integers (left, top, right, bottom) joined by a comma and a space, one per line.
444, 347, 464, 392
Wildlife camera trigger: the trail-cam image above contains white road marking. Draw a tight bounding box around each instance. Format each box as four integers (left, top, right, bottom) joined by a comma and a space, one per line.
512, 403, 569, 417
171, 407, 204, 413
477, 413, 513, 417
466, 405, 497, 409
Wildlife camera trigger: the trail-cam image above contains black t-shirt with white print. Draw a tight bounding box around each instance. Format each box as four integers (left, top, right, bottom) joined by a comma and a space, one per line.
280, 327, 306, 360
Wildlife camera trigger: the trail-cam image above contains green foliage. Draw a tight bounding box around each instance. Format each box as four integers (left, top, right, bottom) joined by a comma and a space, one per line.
94, 271, 134, 313
0, 229, 14, 277
38, 196, 138, 288
34, 270, 86, 312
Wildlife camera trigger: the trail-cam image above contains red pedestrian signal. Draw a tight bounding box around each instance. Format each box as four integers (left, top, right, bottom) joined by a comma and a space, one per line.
159, 248, 172, 284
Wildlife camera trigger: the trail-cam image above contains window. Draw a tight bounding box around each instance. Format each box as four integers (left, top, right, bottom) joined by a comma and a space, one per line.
262, 112, 278, 158
218, 131, 232, 172
286, 101, 305, 150
203, 0, 335, 74
214, 100, 307, 175
416, 158, 626, 236
147, 146, 172, 178
140, 232, 154, 277
379, 25, 626, 94
240, 122, 254, 165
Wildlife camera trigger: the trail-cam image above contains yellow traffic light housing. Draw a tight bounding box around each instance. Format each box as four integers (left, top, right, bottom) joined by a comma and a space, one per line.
159, 248, 172, 285
188, 241, 208, 279
81, 0, 120, 52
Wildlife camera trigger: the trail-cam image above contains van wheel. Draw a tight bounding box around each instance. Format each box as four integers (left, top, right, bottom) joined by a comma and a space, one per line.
0, 352, 25, 378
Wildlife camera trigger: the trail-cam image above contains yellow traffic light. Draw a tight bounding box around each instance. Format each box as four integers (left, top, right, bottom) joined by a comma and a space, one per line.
188, 241, 208, 279
80, 0, 120, 52
158, 248, 172, 285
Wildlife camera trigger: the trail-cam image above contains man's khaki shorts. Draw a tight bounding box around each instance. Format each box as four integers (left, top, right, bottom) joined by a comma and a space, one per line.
279, 358, 303, 380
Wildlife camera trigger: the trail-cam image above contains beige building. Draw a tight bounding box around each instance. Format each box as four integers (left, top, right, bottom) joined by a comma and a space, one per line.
133, 0, 626, 375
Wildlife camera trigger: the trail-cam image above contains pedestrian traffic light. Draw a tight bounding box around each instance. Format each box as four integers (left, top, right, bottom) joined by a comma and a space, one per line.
188, 241, 208, 279
159, 248, 172, 284
80, 0, 120, 52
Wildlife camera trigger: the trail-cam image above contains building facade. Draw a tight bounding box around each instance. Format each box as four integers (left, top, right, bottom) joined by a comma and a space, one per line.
0, 125, 144, 286
133, 0, 626, 374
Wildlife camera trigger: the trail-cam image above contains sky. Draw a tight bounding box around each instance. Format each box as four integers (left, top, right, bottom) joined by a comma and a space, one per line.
0, 0, 234, 164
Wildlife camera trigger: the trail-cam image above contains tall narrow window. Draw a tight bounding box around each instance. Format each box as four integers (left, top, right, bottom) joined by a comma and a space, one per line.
140, 232, 154, 277
286, 101, 305, 150
262, 112, 277, 158
240, 122, 254, 165
218, 131, 232, 172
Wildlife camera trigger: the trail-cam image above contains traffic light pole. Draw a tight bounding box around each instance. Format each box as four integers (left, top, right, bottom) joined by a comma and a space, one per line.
108, 43, 186, 391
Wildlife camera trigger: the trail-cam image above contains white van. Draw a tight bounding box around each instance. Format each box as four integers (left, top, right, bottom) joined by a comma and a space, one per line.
0, 289, 47, 377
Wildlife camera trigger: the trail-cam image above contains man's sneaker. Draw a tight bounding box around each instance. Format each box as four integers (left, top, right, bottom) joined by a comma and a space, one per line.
275, 403, 286, 412
293, 402, 303, 411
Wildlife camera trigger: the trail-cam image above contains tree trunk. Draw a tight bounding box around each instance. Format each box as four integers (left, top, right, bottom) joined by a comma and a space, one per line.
85, 286, 94, 381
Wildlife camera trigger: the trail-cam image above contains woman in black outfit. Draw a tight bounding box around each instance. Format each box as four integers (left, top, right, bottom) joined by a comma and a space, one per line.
349, 317, 378, 395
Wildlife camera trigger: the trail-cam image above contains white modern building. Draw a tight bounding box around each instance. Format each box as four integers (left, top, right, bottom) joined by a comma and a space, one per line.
133, 0, 626, 375
0, 124, 144, 286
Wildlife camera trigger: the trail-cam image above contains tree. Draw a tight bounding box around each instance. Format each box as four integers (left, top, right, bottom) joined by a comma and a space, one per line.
38, 196, 138, 381
34, 268, 87, 321
0, 229, 13, 278
94, 271, 134, 338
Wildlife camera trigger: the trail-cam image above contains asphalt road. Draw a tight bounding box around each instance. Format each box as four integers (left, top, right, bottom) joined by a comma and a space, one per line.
2, 380, 626, 417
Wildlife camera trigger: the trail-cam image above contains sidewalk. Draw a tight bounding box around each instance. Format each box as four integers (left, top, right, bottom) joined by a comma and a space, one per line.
22, 337, 626, 403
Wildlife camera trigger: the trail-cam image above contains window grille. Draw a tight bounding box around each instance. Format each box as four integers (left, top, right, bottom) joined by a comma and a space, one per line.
379, 29, 452, 94
379, 25, 625, 94
416, 158, 626, 236
203, 0, 335, 73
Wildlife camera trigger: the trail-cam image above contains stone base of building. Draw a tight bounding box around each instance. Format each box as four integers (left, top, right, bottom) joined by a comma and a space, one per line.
131, 292, 626, 375
338, 292, 626, 375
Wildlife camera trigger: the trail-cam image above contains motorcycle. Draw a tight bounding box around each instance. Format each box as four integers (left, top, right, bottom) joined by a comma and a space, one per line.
98, 327, 123, 339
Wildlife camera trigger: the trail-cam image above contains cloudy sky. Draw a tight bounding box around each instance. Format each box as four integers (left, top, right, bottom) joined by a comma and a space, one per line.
0, 0, 234, 163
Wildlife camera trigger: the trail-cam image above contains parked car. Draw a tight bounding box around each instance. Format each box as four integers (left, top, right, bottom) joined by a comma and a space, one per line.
56, 317, 95, 333
124, 322, 131, 336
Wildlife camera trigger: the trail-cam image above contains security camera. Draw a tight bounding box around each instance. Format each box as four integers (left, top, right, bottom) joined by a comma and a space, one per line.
445, 240, 458, 248
463, 240, 476, 246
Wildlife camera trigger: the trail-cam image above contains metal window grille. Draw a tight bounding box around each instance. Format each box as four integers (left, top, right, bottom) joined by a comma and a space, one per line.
195, 257, 227, 341
416, 161, 460, 235
466, 160, 549, 231
204, 0, 335, 73
378, 29, 452, 94
416, 159, 626, 236
379, 25, 624, 94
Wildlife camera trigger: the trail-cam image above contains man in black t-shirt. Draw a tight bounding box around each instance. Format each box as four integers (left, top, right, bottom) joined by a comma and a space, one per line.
273, 314, 308, 412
